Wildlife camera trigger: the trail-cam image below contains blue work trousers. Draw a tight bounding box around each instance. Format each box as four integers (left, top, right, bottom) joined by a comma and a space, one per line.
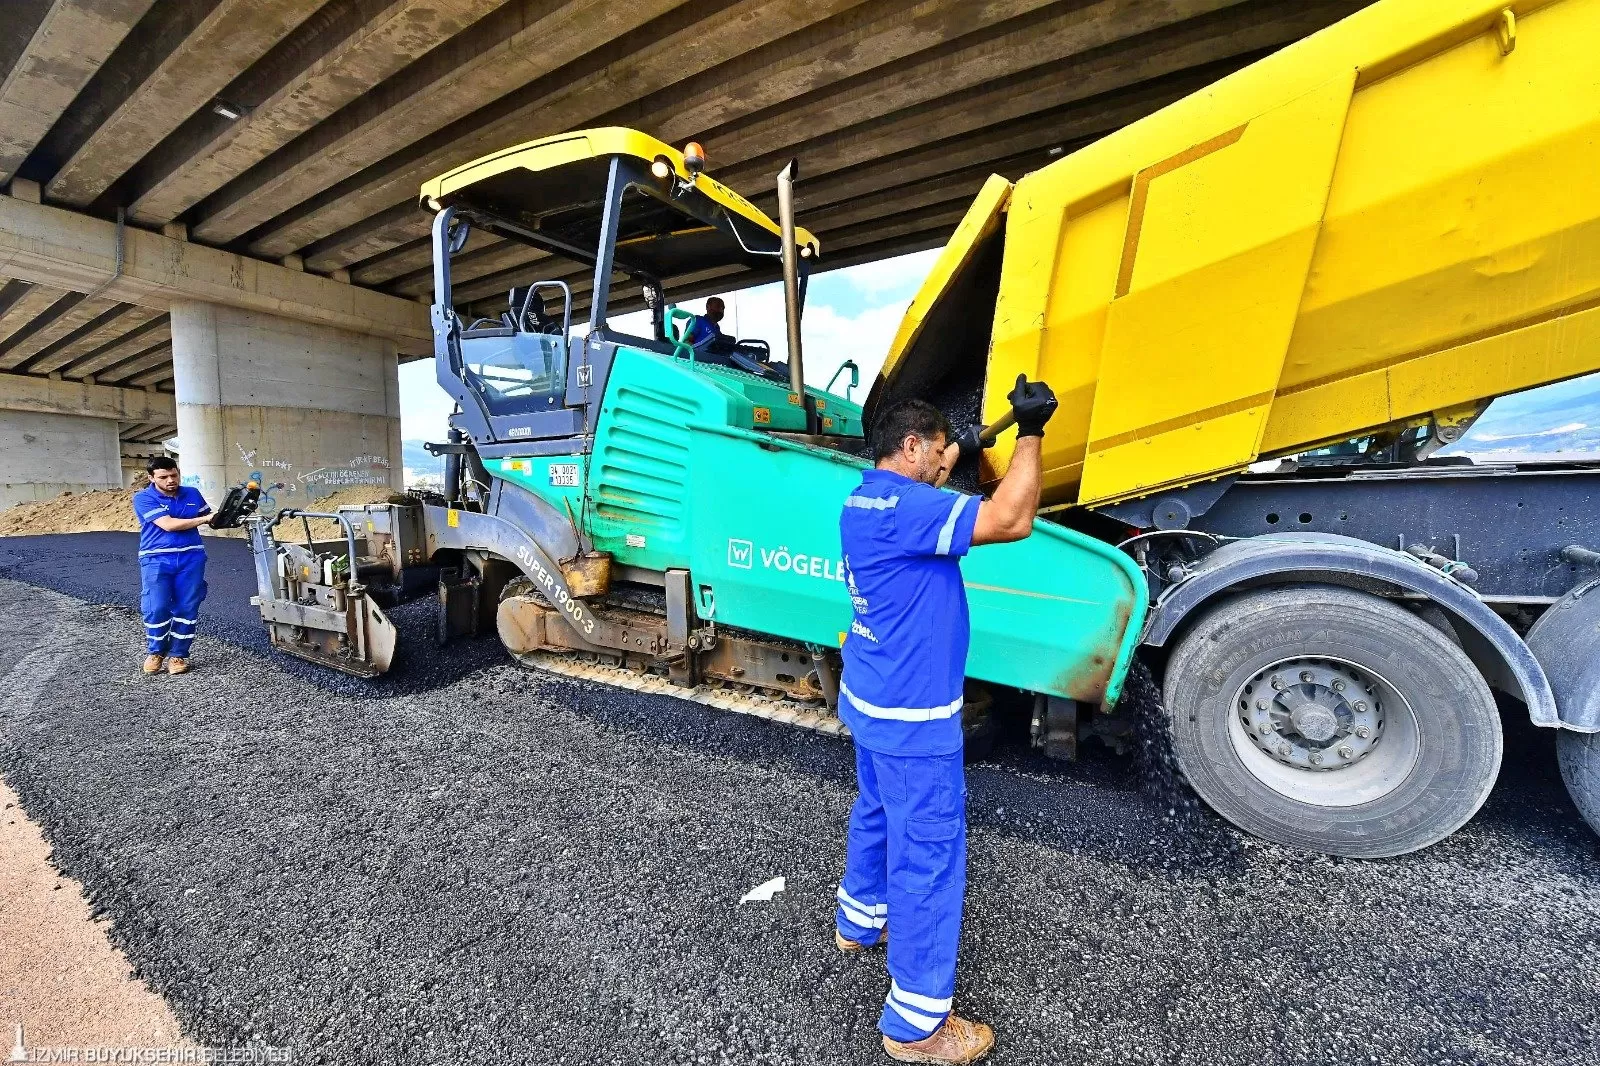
836, 743, 967, 1043
140, 551, 207, 656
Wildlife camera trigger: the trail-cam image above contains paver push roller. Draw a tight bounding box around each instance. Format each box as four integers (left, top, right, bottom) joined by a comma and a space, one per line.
246, 0, 1600, 857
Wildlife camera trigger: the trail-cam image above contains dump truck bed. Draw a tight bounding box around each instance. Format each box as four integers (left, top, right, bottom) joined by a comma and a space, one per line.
880, 0, 1600, 510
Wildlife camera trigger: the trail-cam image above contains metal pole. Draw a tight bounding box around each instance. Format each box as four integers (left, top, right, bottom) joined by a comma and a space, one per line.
590, 157, 625, 333
776, 160, 805, 398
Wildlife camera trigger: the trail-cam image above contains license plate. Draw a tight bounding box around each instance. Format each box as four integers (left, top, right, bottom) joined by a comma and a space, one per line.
549, 463, 579, 487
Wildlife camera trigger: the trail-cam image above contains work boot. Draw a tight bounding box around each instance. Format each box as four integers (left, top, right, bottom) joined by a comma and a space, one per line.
166, 657, 190, 675
142, 654, 165, 674
835, 927, 888, 953
883, 1016, 994, 1065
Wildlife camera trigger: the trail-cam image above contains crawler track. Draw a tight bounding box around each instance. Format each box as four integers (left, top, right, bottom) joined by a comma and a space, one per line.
512, 650, 851, 737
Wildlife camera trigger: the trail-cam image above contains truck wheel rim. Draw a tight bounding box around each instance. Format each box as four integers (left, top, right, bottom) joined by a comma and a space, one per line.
1228, 656, 1420, 808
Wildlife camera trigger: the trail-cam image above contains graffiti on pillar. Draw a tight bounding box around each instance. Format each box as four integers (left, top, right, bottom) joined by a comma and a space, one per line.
231, 443, 393, 517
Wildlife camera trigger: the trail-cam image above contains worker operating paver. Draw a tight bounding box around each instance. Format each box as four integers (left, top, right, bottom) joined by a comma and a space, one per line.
835, 376, 1058, 1064
132, 457, 212, 675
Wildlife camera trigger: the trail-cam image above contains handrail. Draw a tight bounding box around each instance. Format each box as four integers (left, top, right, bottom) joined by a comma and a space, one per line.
273, 509, 361, 584
826, 359, 860, 400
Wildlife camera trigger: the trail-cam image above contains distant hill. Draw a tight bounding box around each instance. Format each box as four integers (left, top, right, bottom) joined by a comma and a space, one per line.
402, 439, 444, 485
1443, 372, 1600, 461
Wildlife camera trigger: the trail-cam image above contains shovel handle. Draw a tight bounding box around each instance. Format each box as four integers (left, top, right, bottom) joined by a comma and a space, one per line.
978, 410, 1016, 443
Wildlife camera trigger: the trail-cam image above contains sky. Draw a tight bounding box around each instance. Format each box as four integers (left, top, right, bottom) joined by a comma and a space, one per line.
398, 248, 941, 445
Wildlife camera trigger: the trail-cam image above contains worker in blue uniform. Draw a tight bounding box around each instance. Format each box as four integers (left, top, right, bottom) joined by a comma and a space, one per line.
683, 296, 727, 348
132, 456, 212, 675
835, 376, 1057, 1065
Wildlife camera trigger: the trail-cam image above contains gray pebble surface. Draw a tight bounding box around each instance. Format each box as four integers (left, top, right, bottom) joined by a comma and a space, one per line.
1, 542, 1598, 1065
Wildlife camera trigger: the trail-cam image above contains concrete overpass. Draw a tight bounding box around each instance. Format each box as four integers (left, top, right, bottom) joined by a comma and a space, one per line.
0, 0, 1368, 507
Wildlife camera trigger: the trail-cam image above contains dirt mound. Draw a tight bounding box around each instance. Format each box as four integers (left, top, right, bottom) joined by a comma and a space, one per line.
205, 485, 402, 543
0, 483, 399, 542
0, 485, 145, 536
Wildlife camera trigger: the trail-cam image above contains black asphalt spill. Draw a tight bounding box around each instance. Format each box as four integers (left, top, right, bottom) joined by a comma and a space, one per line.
2, 545, 1600, 1064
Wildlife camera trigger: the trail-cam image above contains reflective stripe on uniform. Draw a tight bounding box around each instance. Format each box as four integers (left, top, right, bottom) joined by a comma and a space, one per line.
841, 903, 886, 930
844, 495, 899, 510
884, 995, 944, 1034
840, 680, 963, 722
139, 545, 206, 556
890, 981, 952, 1014
837, 887, 886, 917
935, 494, 970, 555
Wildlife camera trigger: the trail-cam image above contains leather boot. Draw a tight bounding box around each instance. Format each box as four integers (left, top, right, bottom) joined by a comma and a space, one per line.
883, 1016, 994, 1064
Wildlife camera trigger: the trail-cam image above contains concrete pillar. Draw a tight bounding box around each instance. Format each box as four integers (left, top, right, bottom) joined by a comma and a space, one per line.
0, 410, 122, 510
170, 302, 402, 513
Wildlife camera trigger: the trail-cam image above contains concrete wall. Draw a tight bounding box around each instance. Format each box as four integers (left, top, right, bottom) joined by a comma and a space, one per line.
171, 301, 402, 511
0, 409, 123, 510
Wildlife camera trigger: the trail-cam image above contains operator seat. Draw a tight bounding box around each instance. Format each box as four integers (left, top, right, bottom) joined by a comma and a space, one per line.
508, 286, 560, 334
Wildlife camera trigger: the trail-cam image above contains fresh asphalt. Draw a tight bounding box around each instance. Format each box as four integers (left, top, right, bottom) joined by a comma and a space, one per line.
1, 534, 1598, 1065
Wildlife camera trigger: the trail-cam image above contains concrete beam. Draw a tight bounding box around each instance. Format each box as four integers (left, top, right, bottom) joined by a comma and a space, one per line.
23, 303, 164, 376
0, 195, 430, 353
127, 363, 175, 390
653, 0, 1095, 148
0, 0, 156, 184
190, 0, 701, 248
59, 316, 170, 380
96, 342, 174, 386
126, 0, 509, 225
0, 280, 72, 348
43, 0, 325, 207
300, 0, 983, 272
0, 4, 54, 87
712, 14, 1320, 212
323, 0, 1288, 276
701, 0, 1245, 166
0, 370, 175, 423
240, 0, 864, 263
0, 293, 121, 372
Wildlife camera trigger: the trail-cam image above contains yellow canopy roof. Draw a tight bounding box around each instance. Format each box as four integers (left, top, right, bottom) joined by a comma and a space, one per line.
420, 127, 818, 255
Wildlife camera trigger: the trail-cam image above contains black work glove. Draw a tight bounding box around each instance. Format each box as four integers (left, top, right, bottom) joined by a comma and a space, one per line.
1007, 374, 1059, 438
953, 424, 992, 462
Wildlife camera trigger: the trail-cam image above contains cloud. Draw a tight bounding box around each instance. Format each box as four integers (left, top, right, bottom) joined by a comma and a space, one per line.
847, 248, 942, 299
1468, 422, 1587, 442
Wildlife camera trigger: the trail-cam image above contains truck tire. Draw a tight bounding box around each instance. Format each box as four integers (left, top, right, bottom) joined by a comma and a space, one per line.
1163, 585, 1503, 858
1557, 731, 1600, 837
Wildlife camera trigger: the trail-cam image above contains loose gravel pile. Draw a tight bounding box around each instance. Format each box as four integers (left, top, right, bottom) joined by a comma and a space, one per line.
2, 567, 1599, 1065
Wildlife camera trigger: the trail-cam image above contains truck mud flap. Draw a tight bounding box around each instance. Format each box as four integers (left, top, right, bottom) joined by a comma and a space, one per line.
1525, 577, 1600, 733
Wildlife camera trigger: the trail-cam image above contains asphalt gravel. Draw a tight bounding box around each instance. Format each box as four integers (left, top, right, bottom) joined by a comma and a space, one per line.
1, 542, 1600, 1064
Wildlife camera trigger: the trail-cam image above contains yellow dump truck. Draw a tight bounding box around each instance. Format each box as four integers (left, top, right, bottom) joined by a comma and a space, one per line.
870, 0, 1600, 850
246, 0, 1600, 858
883, 0, 1598, 510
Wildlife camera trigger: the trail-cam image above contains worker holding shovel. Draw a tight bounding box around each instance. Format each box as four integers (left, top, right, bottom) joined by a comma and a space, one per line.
835, 376, 1057, 1064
